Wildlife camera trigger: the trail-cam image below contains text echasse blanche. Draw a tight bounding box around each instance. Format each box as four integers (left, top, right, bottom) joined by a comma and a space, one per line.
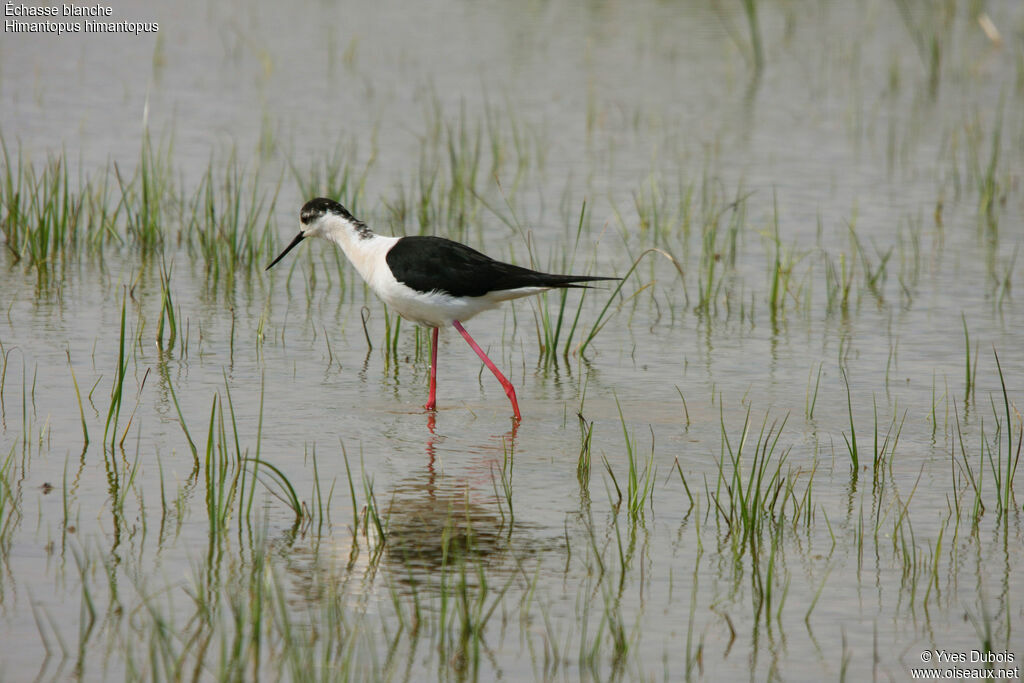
5, 3, 159, 33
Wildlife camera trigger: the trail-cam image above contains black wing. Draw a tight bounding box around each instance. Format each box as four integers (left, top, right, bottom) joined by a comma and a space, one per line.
385, 236, 614, 297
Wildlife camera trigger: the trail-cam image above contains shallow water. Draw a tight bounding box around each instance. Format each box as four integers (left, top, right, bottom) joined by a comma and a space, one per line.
2, 0, 1023, 680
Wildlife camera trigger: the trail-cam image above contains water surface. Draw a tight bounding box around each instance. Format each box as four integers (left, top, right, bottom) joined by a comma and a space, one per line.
2, 0, 1023, 680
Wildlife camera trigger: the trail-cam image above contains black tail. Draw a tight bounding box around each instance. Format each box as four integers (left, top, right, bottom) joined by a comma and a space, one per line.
533, 273, 620, 289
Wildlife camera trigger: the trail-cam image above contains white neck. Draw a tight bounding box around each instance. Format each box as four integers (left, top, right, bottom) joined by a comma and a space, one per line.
318, 214, 397, 285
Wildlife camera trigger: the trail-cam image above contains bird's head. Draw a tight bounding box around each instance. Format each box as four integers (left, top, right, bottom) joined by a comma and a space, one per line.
266, 197, 370, 270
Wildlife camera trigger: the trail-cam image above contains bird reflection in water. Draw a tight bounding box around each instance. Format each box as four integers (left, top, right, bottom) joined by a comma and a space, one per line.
381, 413, 521, 591
278, 416, 556, 611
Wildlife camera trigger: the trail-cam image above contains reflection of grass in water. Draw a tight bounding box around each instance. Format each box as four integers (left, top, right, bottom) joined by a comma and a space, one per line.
1, 350, 1020, 679
0, 450, 18, 557
1, 100, 1013, 330
0, 132, 282, 292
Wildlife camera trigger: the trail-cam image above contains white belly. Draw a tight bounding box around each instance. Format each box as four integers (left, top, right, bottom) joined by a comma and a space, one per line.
373, 273, 549, 327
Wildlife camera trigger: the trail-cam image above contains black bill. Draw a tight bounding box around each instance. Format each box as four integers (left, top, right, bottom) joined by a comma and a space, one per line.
265, 232, 306, 270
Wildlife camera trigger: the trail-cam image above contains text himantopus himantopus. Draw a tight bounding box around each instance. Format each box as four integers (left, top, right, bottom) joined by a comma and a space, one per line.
266, 197, 618, 420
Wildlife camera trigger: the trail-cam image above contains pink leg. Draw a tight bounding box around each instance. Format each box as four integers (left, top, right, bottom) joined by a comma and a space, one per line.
452, 320, 521, 421
424, 327, 439, 411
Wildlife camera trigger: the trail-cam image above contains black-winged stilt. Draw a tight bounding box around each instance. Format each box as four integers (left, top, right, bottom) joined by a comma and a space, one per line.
266, 197, 617, 420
